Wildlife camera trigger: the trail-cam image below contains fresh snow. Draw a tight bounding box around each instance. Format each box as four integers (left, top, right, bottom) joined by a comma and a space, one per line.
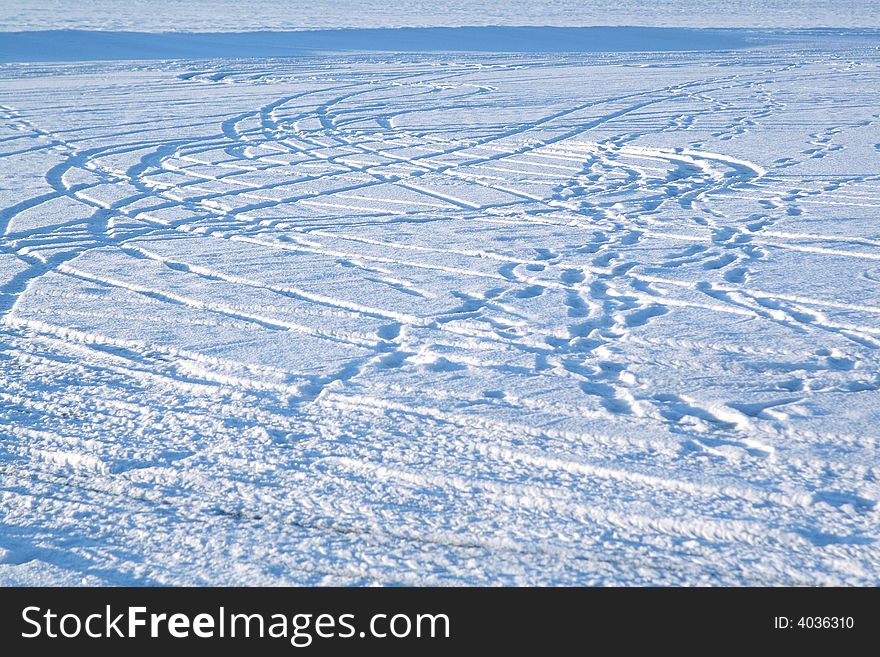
0, 26, 879, 585
2, 1, 880, 31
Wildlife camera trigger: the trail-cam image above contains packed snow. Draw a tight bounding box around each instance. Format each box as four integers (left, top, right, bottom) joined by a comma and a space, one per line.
0, 26, 879, 585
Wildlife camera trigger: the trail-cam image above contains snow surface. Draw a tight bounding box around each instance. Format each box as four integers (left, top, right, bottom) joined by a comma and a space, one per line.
2, 1, 880, 31
0, 27, 879, 585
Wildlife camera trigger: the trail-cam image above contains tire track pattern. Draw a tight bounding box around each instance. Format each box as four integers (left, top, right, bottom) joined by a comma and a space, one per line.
0, 51, 878, 585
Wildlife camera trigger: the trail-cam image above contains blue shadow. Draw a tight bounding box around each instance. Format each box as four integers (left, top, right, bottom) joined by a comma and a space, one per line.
0, 26, 780, 62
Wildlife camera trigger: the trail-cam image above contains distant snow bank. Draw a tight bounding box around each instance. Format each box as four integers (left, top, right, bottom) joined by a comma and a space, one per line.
4, 0, 880, 32
0, 27, 828, 62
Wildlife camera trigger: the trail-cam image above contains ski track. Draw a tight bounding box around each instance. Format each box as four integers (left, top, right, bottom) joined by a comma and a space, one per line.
0, 48, 879, 586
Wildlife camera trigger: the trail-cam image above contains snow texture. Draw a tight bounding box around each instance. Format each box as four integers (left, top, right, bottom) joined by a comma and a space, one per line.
0, 25, 879, 585
2, 1, 880, 31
